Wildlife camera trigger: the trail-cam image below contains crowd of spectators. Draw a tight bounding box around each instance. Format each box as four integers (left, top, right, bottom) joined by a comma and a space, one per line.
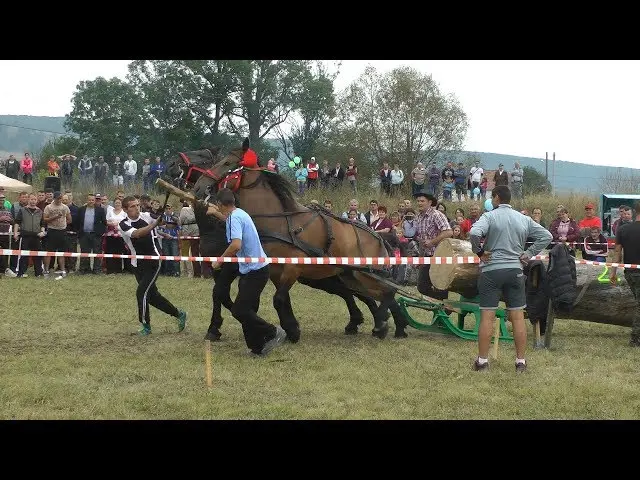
0, 185, 202, 280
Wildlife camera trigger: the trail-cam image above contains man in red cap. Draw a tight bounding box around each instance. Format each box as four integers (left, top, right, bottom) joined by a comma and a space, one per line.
578, 202, 602, 235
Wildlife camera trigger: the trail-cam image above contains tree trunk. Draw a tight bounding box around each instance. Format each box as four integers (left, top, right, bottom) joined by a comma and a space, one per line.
565, 265, 634, 328
428, 239, 636, 328
429, 239, 480, 298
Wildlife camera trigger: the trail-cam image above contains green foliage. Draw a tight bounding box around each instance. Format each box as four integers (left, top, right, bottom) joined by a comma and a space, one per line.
326, 65, 468, 181
227, 60, 312, 148
522, 165, 552, 196
64, 77, 149, 157
276, 61, 337, 162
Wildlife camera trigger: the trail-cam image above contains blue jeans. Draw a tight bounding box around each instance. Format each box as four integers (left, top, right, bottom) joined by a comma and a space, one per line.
162, 239, 180, 276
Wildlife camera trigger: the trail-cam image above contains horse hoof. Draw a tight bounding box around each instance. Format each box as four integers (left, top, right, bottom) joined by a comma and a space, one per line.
344, 317, 364, 335
204, 330, 222, 342
286, 328, 301, 344
371, 323, 389, 340
394, 329, 408, 339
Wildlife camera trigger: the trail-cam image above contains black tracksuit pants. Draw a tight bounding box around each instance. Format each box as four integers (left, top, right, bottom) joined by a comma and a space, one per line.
134, 259, 180, 326
231, 265, 276, 353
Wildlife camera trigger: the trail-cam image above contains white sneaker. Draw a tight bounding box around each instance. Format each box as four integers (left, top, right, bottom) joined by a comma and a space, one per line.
54, 274, 65, 281
5, 268, 17, 278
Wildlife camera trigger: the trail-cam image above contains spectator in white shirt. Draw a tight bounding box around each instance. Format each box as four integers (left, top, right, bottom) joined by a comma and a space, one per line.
390, 163, 404, 196
124, 154, 138, 188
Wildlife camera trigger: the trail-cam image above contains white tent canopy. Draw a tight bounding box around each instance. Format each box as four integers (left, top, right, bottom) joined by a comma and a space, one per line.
0, 173, 33, 193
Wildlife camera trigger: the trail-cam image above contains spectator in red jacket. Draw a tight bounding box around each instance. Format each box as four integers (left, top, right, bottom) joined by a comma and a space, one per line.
578, 202, 602, 234
460, 203, 481, 235
306, 157, 319, 189
20, 153, 34, 185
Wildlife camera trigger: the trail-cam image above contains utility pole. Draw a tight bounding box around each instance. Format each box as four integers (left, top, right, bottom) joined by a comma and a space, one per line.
545, 152, 548, 180
552, 152, 556, 196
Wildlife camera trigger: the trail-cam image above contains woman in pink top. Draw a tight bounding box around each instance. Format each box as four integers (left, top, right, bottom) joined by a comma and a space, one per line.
21, 153, 34, 185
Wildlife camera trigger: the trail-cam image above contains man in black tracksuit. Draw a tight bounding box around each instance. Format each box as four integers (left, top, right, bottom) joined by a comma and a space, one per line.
118, 195, 187, 335
193, 198, 239, 341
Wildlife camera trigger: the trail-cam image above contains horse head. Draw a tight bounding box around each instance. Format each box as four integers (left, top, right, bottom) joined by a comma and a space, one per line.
205, 137, 253, 181
164, 146, 221, 189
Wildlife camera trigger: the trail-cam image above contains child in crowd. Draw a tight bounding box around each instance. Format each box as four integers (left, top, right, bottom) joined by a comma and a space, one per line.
295, 164, 308, 195
442, 175, 454, 201
402, 209, 417, 239
582, 226, 608, 262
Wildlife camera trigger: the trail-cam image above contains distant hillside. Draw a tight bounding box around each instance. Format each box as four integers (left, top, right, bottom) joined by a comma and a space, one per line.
2, 115, 638, 193
441, 151, 640, 194
0, 115, 68, 155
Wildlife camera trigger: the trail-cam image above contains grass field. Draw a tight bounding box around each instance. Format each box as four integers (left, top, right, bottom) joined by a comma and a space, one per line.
2, 272, 639, 420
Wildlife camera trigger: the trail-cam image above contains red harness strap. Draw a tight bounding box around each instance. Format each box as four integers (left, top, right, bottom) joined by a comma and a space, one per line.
178, 152, 219, 183
219, 168, 243, 192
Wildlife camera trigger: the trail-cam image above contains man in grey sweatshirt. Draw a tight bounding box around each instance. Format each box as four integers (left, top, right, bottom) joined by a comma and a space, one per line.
469, 185, 552, 373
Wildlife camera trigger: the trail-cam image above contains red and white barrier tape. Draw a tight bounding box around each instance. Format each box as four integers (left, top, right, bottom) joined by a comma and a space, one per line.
1, 249, 638, 269
0, 231, 617, 246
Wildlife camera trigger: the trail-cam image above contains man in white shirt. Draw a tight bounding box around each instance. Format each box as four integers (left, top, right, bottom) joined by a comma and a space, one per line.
123, 154, 138, 189
469, 161, 484, 191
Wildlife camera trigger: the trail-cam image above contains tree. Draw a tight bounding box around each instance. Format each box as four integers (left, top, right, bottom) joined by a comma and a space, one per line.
225, 60, 311, 149
65, 77, 149, 158
522, 165, 552, 196
331, 65, 468, 180
274, 61, 338, 162
597, 167, 640, 194
127, 60, 240, 156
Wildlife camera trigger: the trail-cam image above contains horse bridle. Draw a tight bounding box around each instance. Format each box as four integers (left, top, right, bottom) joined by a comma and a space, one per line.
177, 148, 219, 184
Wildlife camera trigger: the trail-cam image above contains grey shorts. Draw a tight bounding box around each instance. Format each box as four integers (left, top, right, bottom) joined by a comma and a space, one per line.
478, 268, 526, 310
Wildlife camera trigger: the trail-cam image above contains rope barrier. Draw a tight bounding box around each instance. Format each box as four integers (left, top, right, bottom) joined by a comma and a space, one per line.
1, 249, 638, 269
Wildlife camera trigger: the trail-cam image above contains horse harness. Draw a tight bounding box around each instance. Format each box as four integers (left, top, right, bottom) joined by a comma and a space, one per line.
177, 149, 216, 186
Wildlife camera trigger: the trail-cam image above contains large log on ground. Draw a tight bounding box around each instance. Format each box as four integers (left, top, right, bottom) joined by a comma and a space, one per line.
429, 238, 635, 328
565, 264, 633, 327
429, 239, 480, 298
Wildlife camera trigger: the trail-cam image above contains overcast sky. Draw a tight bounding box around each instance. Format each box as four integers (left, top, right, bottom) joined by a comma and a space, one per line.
1, 60, 638, 168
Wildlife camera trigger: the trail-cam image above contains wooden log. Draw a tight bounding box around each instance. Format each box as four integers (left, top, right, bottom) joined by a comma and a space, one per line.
429, 239, 480, 298
429, 242, 636, 328
155, 179, 197, 203
565, 265, 633, 328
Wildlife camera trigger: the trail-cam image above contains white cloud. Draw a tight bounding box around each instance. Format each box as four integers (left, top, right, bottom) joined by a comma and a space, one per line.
1, 59, 638, 169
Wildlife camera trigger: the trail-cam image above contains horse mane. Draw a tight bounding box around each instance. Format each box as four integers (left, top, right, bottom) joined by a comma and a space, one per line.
259, 170, 300, 211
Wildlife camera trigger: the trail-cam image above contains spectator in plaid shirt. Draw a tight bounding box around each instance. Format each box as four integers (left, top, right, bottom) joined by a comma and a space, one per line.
413, 190, 452, 301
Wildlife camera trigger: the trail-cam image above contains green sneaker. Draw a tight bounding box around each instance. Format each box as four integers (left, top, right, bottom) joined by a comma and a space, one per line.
177, 310, 187, 332
138, 324, 152, 336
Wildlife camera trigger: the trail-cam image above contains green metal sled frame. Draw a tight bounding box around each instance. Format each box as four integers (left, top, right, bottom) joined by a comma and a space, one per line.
397, 296, 514, 343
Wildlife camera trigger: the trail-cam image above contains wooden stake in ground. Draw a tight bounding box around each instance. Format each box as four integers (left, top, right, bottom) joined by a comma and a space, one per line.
491, 317, 501, 360
204, 340, 213, 389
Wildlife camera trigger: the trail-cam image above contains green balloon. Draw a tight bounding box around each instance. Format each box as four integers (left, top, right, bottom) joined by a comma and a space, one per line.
293, 156, 301, 164
288, 161, 296, 168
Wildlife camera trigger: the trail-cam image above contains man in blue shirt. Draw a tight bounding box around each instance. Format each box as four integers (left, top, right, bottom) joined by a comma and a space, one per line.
211, 188, 286, 356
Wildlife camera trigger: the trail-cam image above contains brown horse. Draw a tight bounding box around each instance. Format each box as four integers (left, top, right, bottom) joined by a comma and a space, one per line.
188, 139, 409, 341
163, 146, 393, 340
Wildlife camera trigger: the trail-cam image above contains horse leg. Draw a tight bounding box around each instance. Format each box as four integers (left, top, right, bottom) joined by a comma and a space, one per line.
270, 269, 301, 344
389, 296, 409, 338
341, 271, 389, 340
299, 276, 365, 335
